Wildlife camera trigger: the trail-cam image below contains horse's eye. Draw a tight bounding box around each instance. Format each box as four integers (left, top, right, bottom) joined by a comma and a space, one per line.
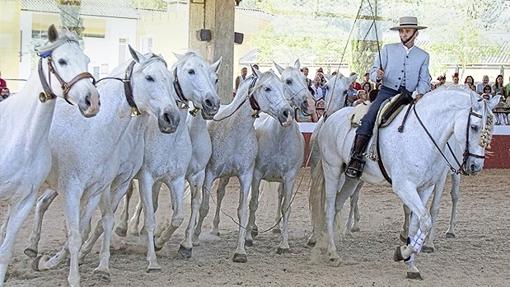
188, 69, 195, 75
58, 59, 67, 66
145, 75, 154, 82
215, 78, 219, 84
286, 79, 292, 85
264, 87, 271, 92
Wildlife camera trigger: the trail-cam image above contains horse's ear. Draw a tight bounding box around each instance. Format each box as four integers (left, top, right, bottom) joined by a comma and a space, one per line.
210, 57, 222, 74
293, 59, 301, 69
128, 44, 145, 63
273, 61, 285, 75
251, 64, 262, 78
488, 94, 501, 111
173, 52, 184, 61
348, 73, 358, 84
48, 24, 58, 42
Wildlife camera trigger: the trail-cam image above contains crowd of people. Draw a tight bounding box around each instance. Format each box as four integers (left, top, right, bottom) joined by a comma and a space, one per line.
232, 66, 510, 125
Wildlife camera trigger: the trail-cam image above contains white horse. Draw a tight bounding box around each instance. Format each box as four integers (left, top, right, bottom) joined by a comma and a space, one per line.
0, 25, 100, 285
83, 52, 221, 270
193, 68, 293, 263
310, 86, 499, 279
26, 47, 180, 286
210, 60, 311, 253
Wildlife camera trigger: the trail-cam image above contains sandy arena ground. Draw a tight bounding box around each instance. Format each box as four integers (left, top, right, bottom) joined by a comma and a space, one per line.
4, 168, 510, 286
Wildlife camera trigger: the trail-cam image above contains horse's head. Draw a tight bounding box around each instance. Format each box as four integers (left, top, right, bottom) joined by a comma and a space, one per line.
250, 68, 293, 127
37, 25, 100, 117
274, 59, 312, 115
127, 46, 180, 133
173, 52, 221, 119
323, 73, 357, 117
452, 91, 500, 174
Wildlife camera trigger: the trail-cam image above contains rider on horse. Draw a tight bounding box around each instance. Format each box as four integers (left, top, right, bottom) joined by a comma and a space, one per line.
345, 16, 432, 178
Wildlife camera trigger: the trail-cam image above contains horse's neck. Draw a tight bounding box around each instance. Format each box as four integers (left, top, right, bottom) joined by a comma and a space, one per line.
229, 99, 256, 130
325, 96, 345, 117
2, 72, 56, 151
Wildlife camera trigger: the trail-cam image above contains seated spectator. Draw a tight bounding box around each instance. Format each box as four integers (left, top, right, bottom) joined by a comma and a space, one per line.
505, 75, 510, 98
464, 76, 476, 91
492, 74, 504, 97
353, 90, 368, 106
476, 75, 490, 94
481, 85, 492, 100
452, 72, 460, 85
361, 72, 373, 90
311, 75, 325, 101
362, 81, 372, 94
311, 98, 325, 122
345, 82, 358, 106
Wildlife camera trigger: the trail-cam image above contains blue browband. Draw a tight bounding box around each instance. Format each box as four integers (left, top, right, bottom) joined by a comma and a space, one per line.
38, 50, 53, 58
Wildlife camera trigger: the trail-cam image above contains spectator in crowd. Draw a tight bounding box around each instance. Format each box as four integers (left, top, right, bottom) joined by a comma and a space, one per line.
233, 67, 248, 96
481, 85, 492, 100
301, 67, 314, 95
346, 82, 358, 106
361, 72, 374, 90
353, 89, 368, 106
0, 71, 9, 101
464, 75, 476, 91
350, 72, 362, 90
368, 89, 378, 102
505, 75, 510, 98
436, 74, 446, 87
476, 75, 490, 94
492, 74, 504, 97
311, 98, 325, 122
452, 72, 460, 85
362, 81, 372, 94
316, 67, 327, 85
311, 74, 325, 101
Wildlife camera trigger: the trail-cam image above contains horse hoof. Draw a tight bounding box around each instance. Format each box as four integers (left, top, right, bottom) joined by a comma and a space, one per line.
446, 232, 456, 239
393, 246, 408, 262
178, 245, 192, 259
399, 233, 407, 243
146, 263, 162, 273
276, 247, 289, 255
407, 271, 423, 280
232, 253, 247, 263
422, 245, 435, 253
24, 247, 38, 258
93, 269, 111, 282
272, 228, 281, 234
245, 239, 253, 247
350, 226, 360, 233
31, 255, 46, 271
115, 226, 127, 237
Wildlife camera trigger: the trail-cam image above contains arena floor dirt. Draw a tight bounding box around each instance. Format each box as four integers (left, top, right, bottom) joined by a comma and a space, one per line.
4, 168, 510, 286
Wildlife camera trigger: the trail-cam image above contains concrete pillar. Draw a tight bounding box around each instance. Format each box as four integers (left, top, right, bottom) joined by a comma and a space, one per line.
189, 0, 235, 104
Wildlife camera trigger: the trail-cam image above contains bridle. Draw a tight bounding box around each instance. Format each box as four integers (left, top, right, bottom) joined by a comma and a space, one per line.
413, 103, 490, 175
37, 46, 96, 105
96, 55, 166, 116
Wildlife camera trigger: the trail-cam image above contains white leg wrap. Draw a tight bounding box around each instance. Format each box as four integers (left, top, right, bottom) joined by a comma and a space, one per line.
410, 228, 426, 253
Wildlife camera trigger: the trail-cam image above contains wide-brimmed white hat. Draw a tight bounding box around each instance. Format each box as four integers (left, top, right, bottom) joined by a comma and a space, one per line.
390, 16, 427, 31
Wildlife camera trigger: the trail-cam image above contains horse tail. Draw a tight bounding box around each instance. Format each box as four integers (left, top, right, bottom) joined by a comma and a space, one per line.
308, 138, 326, 247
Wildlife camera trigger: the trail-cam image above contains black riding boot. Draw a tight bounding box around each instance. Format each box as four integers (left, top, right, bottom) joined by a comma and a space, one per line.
345, 134, 370, 178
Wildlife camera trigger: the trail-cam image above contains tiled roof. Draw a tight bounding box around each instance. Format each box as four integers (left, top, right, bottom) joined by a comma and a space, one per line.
20, 0, 139, 19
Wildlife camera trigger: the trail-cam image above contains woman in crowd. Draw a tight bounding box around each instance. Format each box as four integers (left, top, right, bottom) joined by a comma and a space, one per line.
464, 75, 476, 91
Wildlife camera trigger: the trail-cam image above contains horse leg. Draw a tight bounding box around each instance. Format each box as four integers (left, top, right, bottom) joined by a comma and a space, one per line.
345, 181, 362, 235
446, 173, 461, 238
193, 171, 214, 246
393, 183, 433, 280
128, 186, 144, 236
273, 183, 284, 234
232, 170, 252, 263
400, 204, 411, 242
211, 177, 229, 237
155, 176, 186, 251
277, 175, 297, 254
114, 180, 134, 237
322, 161, 343, 262
62, 186, 85, 287
246, 171, 262, 245
0, 191, 36, 284
423, 171, 448, 253
141, 182, 161, 238
24, 188, 58, 258
180, 171, 204, 258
